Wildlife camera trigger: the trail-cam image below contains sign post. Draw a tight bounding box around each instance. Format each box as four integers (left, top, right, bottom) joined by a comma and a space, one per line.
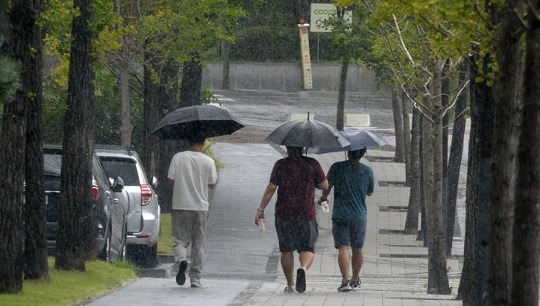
298, 21, 313, 90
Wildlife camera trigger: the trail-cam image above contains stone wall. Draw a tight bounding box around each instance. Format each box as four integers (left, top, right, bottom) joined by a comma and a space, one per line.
202, 62, 381, 93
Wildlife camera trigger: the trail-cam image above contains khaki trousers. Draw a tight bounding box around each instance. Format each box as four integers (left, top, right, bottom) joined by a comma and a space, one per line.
171, 209, 208, 278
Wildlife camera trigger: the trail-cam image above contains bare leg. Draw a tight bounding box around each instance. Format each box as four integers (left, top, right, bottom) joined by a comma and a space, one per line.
281, 251, 294, 287
298, 251, 315, 270
351, 248, 364, 282
338, 246, 351, 282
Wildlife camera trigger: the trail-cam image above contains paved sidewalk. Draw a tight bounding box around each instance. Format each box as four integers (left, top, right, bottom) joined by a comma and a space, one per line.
242, 149, 464, 306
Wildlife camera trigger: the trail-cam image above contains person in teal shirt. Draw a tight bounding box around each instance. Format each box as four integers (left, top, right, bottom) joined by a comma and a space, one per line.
319, 148, 374, 292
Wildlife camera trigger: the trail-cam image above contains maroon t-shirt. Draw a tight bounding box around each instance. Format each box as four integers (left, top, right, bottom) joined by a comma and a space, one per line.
270, 156, 326, 221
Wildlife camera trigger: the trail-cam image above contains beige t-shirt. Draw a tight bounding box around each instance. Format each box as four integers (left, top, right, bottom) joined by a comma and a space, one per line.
167, 150, 217, 211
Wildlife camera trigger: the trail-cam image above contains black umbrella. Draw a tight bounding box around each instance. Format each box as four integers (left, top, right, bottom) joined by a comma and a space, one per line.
265, 117, 350, 149
310, 129, 390, 154
151, 104, 244, 140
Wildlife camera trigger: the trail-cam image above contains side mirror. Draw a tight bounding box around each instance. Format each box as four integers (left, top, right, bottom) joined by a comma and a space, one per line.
151, 176, 158, 188
111, 176, 125, 192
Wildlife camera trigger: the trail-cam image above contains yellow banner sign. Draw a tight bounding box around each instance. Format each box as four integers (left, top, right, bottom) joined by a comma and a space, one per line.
298, 24, 313, 90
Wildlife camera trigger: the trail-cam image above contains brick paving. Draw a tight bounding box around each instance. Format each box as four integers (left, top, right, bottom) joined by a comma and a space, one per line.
242, 149, 464, 306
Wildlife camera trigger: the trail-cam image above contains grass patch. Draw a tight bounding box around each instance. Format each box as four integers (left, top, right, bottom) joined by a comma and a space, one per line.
0, 258, 136, 306
158, 212, 173, 254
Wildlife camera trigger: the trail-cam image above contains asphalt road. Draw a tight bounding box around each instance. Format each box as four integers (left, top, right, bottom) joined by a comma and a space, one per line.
214, 89, 395, 133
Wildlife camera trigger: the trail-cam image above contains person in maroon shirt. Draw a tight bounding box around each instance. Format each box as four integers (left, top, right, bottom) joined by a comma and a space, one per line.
255, 146, 329, 293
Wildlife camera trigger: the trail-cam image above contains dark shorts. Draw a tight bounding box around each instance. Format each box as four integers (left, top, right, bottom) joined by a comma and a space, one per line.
332, 219, 367, 249
275, 219, 319, 253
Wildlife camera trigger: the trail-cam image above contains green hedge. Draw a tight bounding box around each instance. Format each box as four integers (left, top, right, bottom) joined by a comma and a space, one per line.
229, 26, 341, 63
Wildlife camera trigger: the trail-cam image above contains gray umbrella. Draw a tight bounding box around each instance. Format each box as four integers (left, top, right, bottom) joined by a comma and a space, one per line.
265, 118, 350, 148
309, 129, 390, 154
151, 104, 244, 140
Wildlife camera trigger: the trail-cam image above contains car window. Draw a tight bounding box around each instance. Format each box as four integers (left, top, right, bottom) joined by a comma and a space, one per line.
93, 155, 111, 187
99, 157, 140, 186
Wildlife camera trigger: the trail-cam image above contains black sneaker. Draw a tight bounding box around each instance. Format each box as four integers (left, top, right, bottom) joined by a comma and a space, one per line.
350, 280, 361, 290
295, 268, 306, 293
176, 260, 188, 286
338, 280, 352, 292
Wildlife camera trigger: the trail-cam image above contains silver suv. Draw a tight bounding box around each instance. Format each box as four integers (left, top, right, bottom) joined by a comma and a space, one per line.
96, 145, 161, 267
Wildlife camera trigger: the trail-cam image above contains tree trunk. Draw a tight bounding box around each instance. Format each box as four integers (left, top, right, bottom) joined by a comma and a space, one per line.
55, 0, 95, 271
421, 115, 433, 244
336, 57, 348, 131
402, 91, 412, 181
180, 57, 202, 107
119, 57, 132, 147
445, 63, 468, 256
157, 60, 181, 213
222, 41, 230, 90
487, 1, 523, 303
142, 52, 160, 179
511, 8, 539, 305
458, 50, 495, 304
392, 89, 405, 162
0, 0, 34, 293
475, 56, 496, 306
404, 108, 421, 234
115, 0, 133, 148
22, 0, 48, 281
426, 66, 450, 294
441, 60, 450, 241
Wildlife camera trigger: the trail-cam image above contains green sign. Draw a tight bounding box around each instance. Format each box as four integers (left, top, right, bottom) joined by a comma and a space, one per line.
310, 3, 352, 33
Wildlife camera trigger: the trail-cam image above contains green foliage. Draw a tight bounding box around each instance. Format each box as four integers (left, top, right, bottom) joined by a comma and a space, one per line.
141, 0, 246, 66
238, 0, 294, 27
324, 5, 374, 61
158, 213, 173, 254
372, 0, 490, 61
0, 56, 21, 104
230, 26, 299, 62
42, 0, 122, 86
0, 258, 136, 305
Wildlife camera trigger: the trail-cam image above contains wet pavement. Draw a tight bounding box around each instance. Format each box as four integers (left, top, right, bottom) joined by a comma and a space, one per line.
87, 142, 466, 306
87, 90, 469, 305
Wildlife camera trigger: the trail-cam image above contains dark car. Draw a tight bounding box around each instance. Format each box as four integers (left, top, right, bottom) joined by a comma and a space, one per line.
44, 145, 128, 262
96, 145, 161, 267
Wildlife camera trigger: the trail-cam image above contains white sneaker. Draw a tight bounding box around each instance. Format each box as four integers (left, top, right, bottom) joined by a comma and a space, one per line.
284, 286, 295, 293
337, 281, 352, 292
190, 276, 202, 288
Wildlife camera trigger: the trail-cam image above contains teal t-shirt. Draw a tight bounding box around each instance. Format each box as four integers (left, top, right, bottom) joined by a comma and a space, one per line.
327, 160, 374, 221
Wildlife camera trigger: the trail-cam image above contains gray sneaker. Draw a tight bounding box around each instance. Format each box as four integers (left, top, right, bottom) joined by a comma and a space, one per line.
337, 280, 352, 292
190, 276, 202, 288
284, 286, 295, 293
350, 280, 361, 290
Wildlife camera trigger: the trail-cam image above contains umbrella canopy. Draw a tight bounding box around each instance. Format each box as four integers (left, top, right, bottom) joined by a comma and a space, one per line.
265, 119, 350, 149
310, 129, 390, 154
151, 104, 244, 140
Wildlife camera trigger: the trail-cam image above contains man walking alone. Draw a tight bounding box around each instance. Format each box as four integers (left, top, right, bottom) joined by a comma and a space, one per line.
255, 146, 328, 293
320, 148, 374, 292
168, 136, 218, 288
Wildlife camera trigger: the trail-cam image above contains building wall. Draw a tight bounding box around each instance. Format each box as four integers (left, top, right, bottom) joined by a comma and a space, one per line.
202, 62, 382, 93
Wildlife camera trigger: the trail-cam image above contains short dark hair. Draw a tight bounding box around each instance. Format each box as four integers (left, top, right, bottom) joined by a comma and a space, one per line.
286, 146, 303, 156
348, 148, 366, 160
187, 136, 206, 146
